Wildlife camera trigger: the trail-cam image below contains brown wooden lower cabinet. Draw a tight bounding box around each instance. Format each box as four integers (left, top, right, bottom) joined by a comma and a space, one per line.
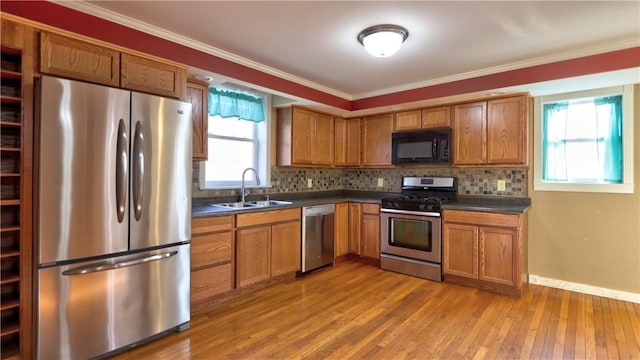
236, 226, 271, 288
191, 263, 232, 304
334, 203, 349, 258
361, 204, 380, 259
190, 215, 234, 312
271, 221, 302, 277
443, 209, 528, 297
348, 203, 362, 254
346, 202, 380, 264
235, 208, 301, 289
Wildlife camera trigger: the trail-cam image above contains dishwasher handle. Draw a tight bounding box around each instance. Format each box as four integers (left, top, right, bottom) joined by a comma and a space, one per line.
302, 204, 335, 216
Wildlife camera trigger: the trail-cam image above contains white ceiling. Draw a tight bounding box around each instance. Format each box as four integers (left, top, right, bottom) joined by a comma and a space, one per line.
69, 1, 639, 113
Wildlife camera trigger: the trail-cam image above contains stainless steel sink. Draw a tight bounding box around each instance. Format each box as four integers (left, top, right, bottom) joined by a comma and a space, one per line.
210, 202, 258, 209
210, 200, 292, 209
246, 200, 292, 207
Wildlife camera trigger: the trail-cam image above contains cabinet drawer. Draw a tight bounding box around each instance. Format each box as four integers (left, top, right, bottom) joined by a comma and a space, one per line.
236, 208, 300, 228
120, 53, 186, 98
192, 215, 233, 235
191, 232, 232, 269
191, 263, 232, 303
40, 32, 120, 86
362, 203, 380, 215
444, 210, 520, 229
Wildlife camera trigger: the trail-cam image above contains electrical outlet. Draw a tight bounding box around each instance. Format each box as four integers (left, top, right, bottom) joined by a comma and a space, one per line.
377, 178, 384, 187
497, 180, 506, 191
307, 178, 313, 188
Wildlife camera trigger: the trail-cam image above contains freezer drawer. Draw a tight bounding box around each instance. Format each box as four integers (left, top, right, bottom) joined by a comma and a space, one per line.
37, 244, 190, 360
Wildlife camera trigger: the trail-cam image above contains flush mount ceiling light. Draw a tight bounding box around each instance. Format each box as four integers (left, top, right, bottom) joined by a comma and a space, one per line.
357, 24, 409, 58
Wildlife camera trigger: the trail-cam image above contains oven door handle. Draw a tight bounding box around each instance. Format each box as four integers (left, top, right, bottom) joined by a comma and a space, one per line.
381, 208, 441, 217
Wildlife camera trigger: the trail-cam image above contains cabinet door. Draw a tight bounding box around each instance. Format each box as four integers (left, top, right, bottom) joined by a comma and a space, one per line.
236, 226, 271, 288
394, 110, 421, 131
313, 113, 334, 165
361, 214, 380, 259
487, 96, 527, 165
186, 80, 209, 160
361, 114, 393, 166
453, 102, 487, 165
120, 53, 186, 98
334, 118, 347, 166
348, 203, 362, 255
291, 108, 314, 165
334, 203, 349, 257
40, 32, 120, 87
346, 118, 361, 166
479, 227, 517, 286
443, 223, 478, 279
271, 221, 301, 277
422, 106, 451, 128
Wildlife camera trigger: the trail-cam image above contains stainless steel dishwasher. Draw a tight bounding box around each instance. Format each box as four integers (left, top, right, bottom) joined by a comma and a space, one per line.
301, 204, 335, 273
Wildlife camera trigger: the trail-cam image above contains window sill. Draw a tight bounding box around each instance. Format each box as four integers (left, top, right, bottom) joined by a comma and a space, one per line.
534, 181, 634, 194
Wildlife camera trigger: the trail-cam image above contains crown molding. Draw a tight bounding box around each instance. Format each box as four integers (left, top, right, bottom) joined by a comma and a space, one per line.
353, 38, 640, 100
52, 1, 639, 103
53, 0, 354, 101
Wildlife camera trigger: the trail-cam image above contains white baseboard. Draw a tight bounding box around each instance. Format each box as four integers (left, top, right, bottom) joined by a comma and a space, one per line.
529, 274, 640, 304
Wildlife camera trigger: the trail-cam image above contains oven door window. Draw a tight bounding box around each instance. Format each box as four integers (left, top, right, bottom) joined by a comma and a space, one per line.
389, 217, 432, 251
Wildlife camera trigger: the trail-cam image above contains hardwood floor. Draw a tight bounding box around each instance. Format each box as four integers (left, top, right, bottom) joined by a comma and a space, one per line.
112, 261, 640, 359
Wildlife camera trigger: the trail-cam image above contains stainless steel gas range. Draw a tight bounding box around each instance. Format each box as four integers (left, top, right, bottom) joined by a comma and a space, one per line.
380, 176, 457, 282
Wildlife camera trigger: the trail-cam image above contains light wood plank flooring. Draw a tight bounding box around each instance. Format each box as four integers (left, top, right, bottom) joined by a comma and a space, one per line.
112, 261, 640, 359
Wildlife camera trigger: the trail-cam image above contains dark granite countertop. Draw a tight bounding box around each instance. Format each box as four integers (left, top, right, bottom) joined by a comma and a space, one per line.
443, 195, 531, 214
192, 191, 530, 217
191, 191, 386, 218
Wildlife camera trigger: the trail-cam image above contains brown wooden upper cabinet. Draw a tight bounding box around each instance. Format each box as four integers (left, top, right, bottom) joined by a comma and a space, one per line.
120, 53, 185, 98
394, 106, 451, 132
452, 95, 528, 166
361, 113, 393, 166
335, 117, 361, 166
40, 32, 186, 98
186, 79, 209, 160
40, 32, 120, 87
422, 106, 451, 129
393, 109, 422, 131
277, 107, 334, 166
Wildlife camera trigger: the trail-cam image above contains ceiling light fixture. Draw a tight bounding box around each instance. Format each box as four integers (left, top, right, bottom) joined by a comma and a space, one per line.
357, 24, 409, 58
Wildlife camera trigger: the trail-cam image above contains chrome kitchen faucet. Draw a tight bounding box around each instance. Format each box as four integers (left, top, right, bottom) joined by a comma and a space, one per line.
241, 167, 261, 204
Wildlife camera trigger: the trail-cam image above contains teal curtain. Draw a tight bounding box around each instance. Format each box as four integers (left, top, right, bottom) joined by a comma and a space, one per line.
542, 96, 623, 184
209, 87, 265, 122
595, 95, 623, 183
542, 102, 569, 181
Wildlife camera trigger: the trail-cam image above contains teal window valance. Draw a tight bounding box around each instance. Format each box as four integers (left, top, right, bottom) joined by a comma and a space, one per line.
208, 87, 265, 122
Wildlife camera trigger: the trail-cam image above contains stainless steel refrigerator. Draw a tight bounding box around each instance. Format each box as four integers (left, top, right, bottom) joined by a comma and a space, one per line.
36, 76, 192, 359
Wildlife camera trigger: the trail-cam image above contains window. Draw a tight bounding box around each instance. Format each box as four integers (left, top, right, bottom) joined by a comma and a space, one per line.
534, 85, 634, 193
199, 86, 271, 189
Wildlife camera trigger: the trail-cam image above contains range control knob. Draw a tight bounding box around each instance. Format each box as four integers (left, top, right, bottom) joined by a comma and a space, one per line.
419, 204, 426, 210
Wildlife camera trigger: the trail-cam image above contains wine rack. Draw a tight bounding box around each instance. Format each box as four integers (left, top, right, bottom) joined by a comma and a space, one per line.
1, 45, 23, 360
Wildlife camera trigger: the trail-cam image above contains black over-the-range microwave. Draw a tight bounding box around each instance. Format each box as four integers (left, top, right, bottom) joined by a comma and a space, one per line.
391, 128, 451, 165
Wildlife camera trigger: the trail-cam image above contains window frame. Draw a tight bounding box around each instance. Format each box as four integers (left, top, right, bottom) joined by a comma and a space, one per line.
198, 88, 272, 190
533, 85, 634, 194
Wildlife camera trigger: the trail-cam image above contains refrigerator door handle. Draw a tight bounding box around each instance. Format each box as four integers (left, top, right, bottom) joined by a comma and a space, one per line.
132, 121, 144, 221
61, 251, 178, 276
116, 119, 128, 223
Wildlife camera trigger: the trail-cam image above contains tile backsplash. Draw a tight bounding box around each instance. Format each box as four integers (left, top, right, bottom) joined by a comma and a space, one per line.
192, 163, 528, 199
